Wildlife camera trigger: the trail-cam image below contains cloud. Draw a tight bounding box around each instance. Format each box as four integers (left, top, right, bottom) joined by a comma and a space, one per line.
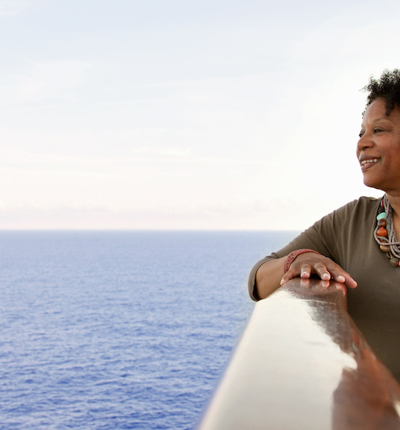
0, 60, 90, 104
0, 0, 31, 17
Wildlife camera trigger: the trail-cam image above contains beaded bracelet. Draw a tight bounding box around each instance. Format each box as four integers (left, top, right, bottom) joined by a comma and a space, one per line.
283, 249, 320, 273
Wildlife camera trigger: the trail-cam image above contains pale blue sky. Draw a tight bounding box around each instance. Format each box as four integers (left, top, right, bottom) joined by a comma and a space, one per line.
0, 0, 398, 229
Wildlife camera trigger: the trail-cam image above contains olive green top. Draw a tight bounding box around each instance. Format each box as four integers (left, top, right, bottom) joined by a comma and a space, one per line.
248, 196, 400, 382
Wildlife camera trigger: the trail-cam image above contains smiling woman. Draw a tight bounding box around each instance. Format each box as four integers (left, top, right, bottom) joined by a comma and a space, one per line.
358, 97, 400, 196
248, 69, 400, 382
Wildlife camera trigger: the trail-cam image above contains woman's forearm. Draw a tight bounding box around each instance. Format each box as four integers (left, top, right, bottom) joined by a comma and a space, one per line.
255, 257, 286, 300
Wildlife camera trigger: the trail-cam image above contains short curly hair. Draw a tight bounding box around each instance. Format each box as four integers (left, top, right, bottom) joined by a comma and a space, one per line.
363, 69, 400, 116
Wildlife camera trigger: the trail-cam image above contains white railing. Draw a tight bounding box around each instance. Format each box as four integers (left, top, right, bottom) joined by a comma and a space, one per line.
197, 278, 400, 429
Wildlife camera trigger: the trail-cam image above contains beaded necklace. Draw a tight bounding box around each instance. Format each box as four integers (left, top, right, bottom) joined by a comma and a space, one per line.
374, 194, 400, 267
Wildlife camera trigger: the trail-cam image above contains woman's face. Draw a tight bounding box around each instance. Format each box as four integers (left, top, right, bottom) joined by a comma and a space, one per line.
357, 97, 400, 195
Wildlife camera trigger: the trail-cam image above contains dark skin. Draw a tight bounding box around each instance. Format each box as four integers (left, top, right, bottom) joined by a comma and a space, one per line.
357, 98, 400, 239
255, 252, 357, 300
256, 97, 400, 300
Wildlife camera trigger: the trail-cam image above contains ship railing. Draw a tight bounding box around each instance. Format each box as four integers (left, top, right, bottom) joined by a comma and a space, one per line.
197, 278, 400, 430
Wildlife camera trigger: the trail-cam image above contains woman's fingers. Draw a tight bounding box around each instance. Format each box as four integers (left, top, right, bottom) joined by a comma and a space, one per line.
326, 267, 357, 288
342, 273, 358, 289
313, 262, 331, 281
280, 269, 300, 285
300, 264, 312, 279
280, 254, 357, 288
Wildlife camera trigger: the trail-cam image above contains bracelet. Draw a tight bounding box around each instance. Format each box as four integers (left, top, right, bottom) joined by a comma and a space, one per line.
283, 249, 320, 273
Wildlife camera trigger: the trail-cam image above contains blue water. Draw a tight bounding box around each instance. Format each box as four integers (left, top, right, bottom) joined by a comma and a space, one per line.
0, 230, 297, 429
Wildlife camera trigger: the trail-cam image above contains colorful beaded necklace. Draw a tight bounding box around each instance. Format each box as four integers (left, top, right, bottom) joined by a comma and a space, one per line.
374, 194, 400, 267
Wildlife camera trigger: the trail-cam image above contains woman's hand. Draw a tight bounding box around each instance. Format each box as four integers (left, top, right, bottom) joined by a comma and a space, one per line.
280, 252, 357, 289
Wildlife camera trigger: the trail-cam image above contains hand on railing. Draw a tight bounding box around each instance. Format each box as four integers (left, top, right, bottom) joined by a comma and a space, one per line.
280, 252, 358, 289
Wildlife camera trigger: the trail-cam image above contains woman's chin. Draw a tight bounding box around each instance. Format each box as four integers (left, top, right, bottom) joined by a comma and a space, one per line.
362, 178, 386, 193
362, 178, 382, 191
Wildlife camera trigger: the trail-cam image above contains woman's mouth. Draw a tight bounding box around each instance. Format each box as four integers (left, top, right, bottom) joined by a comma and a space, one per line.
360, 158, 380, 171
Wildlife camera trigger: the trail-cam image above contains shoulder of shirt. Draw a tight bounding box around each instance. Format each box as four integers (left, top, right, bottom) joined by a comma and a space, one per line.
335, 195, 381, 211
320, 196, 381, 222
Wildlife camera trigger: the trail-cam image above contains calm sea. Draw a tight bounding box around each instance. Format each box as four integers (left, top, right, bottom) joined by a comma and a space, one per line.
0, 230, 297, 429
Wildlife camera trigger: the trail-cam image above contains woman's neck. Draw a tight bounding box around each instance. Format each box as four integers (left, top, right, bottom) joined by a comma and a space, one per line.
387, 195, 400, 239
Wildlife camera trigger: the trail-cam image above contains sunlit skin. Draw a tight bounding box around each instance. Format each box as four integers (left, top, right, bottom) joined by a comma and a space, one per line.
358, 98, 400, 195
357, 98, 400, 239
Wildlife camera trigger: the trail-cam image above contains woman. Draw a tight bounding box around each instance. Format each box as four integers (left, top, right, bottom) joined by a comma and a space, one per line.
249, 69, 400, 382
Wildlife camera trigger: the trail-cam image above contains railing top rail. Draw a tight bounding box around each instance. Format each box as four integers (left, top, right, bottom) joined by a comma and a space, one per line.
197, 278, 400, 430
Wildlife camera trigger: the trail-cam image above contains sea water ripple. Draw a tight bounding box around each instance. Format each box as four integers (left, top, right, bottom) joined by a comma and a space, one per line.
0, 231, 297, 429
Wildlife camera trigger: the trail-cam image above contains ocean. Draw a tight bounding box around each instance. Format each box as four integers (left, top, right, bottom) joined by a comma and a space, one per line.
0, 230, 297, 429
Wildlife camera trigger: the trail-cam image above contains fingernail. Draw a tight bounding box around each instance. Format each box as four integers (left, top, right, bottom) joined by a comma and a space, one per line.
337, 276, 345, 283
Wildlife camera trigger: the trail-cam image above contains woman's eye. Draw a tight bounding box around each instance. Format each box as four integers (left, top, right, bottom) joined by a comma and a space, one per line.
374, 128, 384, 133
359, 131, 364, 138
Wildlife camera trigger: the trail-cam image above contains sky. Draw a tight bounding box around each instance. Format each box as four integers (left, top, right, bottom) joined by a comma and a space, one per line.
0, 0, 399, 230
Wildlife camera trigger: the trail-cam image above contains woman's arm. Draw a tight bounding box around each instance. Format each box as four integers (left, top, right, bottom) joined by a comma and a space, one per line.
255, 252, 358, 300
255, 257, 286, 299
250, 199, 368, 300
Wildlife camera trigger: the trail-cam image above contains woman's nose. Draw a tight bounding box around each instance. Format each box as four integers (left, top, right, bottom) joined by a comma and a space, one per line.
357, 132, 373, 152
